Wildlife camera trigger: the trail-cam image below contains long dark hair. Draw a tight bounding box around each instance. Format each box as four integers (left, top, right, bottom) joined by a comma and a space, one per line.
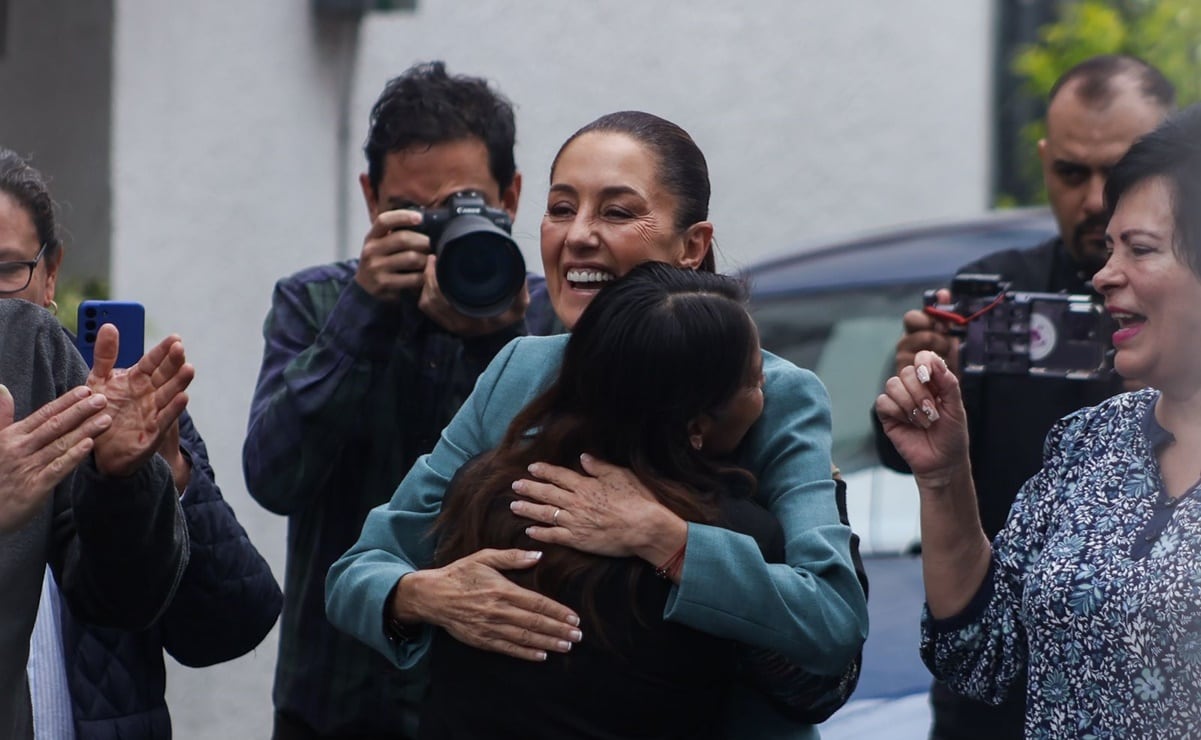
434, 262, 759, 632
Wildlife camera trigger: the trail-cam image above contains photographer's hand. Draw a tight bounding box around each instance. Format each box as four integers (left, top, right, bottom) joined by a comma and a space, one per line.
896, 288, 960, 376
417, 256, 530, 337
354, 209, 431, 302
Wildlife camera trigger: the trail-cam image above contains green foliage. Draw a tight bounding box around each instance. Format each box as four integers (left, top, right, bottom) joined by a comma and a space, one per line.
1007, 0, 1201, 203
55, 277, 109, 334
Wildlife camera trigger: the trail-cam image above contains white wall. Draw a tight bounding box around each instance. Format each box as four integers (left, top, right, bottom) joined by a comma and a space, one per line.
354, 1, 994, 274
110, 3, 359, 737
0, 0, 113, 283
105, 2, 993, 737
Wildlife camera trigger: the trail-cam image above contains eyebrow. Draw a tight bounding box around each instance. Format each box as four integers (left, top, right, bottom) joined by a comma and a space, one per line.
547, 184, 644, 199
383, 197, 425, 210
1051, 159, 1113, 174
1114, 228, 1165, 244
0, 247, 33, 261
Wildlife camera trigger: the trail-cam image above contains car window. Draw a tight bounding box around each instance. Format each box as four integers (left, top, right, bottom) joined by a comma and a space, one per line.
753, 283, 926, 474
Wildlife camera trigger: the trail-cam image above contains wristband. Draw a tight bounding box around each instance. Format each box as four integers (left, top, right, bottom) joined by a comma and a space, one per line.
654, 542, 687, 581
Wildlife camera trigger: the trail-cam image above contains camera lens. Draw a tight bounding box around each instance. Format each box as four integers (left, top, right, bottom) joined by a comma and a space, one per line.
435, 216, 525, 318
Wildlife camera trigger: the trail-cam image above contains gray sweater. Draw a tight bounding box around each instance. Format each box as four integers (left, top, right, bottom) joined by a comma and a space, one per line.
0, 299, 188, 739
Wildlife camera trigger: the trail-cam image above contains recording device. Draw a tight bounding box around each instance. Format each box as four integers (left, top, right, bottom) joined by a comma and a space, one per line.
923, 273, 1114, 380
411, 190, 526, 318
76, 300, 145, 369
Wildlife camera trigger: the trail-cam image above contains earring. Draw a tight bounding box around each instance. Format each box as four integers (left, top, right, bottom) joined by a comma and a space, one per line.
690, 435, 703, 451
47, 300, 58, 316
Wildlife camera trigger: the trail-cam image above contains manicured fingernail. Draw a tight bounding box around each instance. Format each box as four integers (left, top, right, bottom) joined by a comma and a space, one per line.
922, 399, 939, 422
524, 550, 542, 561
569, 629, 582, 642
916, 365, 931, 384
535, 651, 548, 661
511, 480, 525, 492
566, 615, 580, 627
509, 500, 521, 512
525, 527, 537, 537
556, 640, 572, 652
580, 453, 592, 463
527, 463, 541, 475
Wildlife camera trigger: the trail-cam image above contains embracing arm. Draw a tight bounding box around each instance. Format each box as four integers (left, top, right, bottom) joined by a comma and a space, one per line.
664, 360, 867, 671
325, 337, 579, 667
160, 412, 282, 666
509, 354, 868, 671
243, 271, 406, 514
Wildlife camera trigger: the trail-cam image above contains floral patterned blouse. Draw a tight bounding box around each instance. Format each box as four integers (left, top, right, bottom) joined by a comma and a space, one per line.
922, 388, 1201, 738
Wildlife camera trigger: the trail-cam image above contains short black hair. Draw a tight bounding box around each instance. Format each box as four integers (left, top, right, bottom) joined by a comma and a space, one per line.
0, 148, 61, 263
1048, 54, 1175, 111
363, 61, 517, 196
1105, 103, 1201, 278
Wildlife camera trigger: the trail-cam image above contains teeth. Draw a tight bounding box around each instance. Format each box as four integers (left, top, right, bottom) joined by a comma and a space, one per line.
566, 269, 614, 284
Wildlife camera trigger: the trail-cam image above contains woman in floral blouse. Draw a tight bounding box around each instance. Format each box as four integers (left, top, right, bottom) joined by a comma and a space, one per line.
876, 104, 1201, 737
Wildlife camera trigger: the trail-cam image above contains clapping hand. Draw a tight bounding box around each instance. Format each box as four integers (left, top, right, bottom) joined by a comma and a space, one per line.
87, 324, 194, 478
0, 384, 112, 532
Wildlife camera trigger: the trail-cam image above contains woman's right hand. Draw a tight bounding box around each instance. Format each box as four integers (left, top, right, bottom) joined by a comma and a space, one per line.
391, 548, 583, 662
875, 349, 969, 481
0, 384, 112, 532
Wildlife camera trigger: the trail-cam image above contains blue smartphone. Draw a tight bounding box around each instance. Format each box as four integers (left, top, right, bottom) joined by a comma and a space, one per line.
77, 300, 145, 369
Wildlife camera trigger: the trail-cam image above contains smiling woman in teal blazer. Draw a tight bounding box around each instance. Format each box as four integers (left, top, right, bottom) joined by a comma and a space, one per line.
325, 111, 867, 738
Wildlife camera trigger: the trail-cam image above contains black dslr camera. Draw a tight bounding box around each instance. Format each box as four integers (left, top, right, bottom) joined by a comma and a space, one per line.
413, 190, 526, 318
923, 273, 1115, 380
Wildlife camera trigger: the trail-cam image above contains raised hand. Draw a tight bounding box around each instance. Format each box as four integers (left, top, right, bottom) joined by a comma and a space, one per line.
0, 384, 112, 531
87, 324, 194, 478
875, 350, 969, 482
354, 208, 431, 301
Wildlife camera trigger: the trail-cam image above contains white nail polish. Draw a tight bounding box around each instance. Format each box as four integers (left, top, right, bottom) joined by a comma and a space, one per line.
916, 365, 931, 384
922, 399, 940, 422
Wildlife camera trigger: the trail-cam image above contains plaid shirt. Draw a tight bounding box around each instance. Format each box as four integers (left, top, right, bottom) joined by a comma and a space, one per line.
243, 260, 549, 737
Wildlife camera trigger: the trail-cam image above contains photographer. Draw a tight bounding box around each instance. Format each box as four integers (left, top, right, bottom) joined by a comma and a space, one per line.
243, 61, 549, 740
874, 55, 1173, 740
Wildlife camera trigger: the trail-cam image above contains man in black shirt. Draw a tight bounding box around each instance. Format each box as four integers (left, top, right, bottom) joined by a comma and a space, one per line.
876, 55, 1175, 740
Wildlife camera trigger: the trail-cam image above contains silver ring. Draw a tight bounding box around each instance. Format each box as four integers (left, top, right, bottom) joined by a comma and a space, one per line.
552, 508, 562, 526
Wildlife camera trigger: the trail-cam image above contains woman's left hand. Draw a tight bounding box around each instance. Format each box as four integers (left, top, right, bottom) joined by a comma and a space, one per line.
510, 453, 687, 563
88, 324, 194, 478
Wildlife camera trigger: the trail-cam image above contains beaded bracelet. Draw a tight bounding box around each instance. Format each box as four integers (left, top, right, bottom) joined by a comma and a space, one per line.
654, 542, 687, 581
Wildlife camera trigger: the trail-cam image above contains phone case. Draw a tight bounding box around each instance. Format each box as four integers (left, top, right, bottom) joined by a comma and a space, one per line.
76, 300, 145, 369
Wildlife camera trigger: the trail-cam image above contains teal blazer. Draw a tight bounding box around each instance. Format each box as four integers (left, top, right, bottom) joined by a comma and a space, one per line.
326, 335, 868, 737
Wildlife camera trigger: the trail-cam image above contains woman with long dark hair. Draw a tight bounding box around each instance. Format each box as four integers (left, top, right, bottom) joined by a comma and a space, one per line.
327, 111, 866, 738
421, 262, 772, 737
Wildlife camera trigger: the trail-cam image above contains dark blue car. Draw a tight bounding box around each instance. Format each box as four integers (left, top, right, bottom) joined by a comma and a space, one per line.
740, 209, 1056, 553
